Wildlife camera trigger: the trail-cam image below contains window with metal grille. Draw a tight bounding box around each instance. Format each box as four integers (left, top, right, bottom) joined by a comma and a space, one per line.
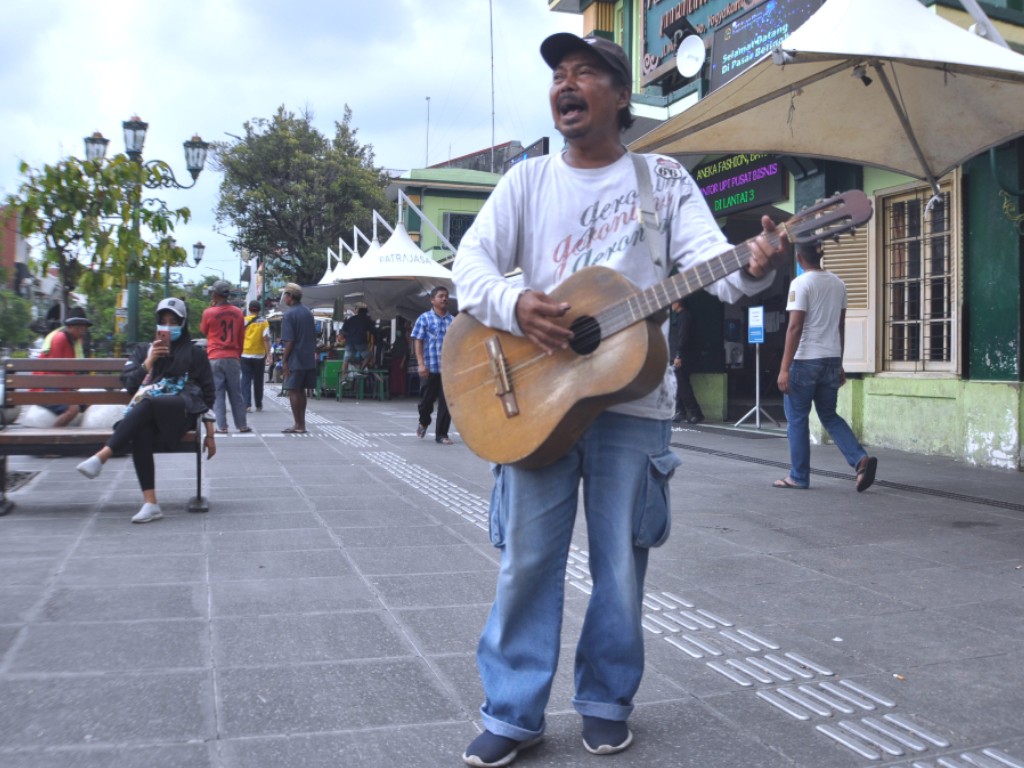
881, 183, 957, 372
443, 212, 476, 249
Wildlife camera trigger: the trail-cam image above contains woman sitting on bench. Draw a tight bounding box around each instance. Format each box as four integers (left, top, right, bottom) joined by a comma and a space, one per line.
76, 298, 217, 523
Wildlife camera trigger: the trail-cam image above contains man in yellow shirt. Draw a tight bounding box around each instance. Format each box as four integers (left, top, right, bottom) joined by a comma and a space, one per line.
240, 300, 271, 412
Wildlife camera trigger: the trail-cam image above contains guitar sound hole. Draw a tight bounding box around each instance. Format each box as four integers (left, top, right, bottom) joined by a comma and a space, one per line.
569, 315, 601, 355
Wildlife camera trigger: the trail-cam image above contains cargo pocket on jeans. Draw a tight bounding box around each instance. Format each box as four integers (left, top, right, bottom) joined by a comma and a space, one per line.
488, 464, 509, 549
633, 449, 682, 548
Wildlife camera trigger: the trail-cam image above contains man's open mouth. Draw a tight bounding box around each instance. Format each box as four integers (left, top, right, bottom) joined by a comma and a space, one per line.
558, 95, 587, 118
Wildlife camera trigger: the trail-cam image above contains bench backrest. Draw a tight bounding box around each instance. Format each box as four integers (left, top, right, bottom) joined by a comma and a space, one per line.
2, 357, 132, 410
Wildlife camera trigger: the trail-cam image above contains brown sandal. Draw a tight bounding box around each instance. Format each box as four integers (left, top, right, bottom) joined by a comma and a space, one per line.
856, 457, 878, 492
772, 477, 807, 490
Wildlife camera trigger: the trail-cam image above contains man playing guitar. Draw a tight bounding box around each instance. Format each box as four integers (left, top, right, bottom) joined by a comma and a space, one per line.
454, 32, 791, 768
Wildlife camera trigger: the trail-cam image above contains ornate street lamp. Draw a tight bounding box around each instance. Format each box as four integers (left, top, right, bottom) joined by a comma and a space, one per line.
83, 117, 210, 345
163, 240, 209, 297
83, 132, 109, 162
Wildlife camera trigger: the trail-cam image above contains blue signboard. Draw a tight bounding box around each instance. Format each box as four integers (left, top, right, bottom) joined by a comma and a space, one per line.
748, 305, 765, 344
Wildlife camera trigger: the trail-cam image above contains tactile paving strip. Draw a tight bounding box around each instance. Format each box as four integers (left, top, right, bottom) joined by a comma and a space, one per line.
363, 451, 489, 529
319, 423, 375, 448
892, 751, 1024, 768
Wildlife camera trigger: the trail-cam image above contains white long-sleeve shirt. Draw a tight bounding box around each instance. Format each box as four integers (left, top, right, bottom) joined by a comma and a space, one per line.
453, 151, 772, 420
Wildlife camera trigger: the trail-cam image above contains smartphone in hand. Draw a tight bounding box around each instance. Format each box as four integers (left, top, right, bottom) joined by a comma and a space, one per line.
156, 328, 171, 346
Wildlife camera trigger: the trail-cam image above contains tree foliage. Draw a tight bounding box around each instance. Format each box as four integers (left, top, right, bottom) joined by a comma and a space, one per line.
3, 154, 191, 315
0, 287, 33, 348
214, 105, 390, 286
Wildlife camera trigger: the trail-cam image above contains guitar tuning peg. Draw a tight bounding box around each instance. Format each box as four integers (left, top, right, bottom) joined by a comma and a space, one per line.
832, 234, 841, 243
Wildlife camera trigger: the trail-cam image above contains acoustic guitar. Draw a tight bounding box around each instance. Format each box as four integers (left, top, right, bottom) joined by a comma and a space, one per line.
442, 190, 872, 468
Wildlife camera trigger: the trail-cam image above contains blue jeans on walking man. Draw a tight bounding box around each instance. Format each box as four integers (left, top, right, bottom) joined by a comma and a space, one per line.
211, 357, 247, 431
476, 411, 680, 741
783, 357, 867, 488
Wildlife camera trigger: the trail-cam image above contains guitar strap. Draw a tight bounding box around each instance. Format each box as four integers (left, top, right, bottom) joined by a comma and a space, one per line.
629, 152, 667, 273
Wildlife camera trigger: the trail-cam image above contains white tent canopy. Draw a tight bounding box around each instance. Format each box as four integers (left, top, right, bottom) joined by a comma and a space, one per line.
631, 0, 1024, 189
301, 223, 453, 319
329, 238, 379, 282
342, 223, 452, 282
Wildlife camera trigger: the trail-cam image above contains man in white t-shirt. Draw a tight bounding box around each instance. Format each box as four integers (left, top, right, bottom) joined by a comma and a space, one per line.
774, 241, 877, 492
453, 32, 789, 768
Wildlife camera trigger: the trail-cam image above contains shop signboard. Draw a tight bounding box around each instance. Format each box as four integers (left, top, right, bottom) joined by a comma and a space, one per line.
641, 0, 774, 84
693, 153, 786, 216
748, 305, 764, 344
709, 0, 824, 92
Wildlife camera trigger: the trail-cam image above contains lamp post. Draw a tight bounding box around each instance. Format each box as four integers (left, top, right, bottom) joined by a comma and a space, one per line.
189, 241, 225, 279
164, 241, 206, 298
83, 118, 209, 347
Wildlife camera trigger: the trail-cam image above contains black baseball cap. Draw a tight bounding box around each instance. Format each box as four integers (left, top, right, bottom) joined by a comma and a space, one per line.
64, 307, 93, 326
540, 33, 631, 84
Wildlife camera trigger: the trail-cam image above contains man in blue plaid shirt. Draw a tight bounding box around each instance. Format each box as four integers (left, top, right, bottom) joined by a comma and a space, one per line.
411, 286, 454, 444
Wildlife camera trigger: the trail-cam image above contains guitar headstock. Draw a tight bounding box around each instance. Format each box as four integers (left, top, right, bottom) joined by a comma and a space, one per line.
786, 190, 873, 245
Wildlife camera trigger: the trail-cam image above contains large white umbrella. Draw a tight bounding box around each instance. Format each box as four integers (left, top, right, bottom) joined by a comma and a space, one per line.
302, 223, 452, 319
630, 0, 1024, 193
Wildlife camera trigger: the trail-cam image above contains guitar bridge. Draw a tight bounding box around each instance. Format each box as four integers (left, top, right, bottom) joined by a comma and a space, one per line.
485, 335, 519, 418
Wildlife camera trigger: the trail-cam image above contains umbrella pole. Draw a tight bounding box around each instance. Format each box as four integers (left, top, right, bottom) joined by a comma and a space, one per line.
871, 62, 942, 205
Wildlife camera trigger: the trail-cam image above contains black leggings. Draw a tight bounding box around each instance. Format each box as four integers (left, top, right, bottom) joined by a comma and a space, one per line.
107, 396, 190, 493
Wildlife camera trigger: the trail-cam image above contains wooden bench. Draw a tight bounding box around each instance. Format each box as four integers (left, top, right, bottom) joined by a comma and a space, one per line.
1, 357, 206, 516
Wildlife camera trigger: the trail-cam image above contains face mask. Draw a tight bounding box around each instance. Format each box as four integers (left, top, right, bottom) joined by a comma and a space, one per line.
157, 324, 183, 342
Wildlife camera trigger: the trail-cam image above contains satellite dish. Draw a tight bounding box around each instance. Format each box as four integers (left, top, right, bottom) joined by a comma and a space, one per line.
676, 34, 705, 79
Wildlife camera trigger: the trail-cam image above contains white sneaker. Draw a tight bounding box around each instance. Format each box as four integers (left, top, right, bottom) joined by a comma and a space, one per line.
76, 456, 103, 479
131, 503, 163, 524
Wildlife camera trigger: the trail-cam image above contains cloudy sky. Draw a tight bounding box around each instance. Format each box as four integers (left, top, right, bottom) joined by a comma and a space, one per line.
1, 0, 582, 282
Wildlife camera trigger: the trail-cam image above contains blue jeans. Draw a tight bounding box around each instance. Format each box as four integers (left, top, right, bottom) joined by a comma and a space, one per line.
240, 357, 265, 409
477, 411, 681, 741
784, 357, 866, 487
211, 357, 247, 430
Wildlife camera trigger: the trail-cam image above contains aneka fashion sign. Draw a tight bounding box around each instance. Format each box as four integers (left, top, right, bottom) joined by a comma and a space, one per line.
693, 153, 786, 215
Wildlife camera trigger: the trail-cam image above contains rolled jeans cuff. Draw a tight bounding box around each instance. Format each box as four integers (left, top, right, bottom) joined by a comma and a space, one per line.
572, 696, 634, 722
480, 709, 545, 742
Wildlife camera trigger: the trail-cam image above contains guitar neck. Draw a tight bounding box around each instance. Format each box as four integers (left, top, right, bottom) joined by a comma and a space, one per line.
599, 226, 788, 336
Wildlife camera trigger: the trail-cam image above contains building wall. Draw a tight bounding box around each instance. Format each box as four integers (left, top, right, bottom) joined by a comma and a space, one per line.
416, 191, 489, 254
810, 377, 1022, 470
965, 146, 1023, 382
804, 147, 1024, 471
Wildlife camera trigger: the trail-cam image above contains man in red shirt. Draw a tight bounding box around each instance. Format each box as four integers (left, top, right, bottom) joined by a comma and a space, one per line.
40, 306, 92, 427
200, 281, 250, 433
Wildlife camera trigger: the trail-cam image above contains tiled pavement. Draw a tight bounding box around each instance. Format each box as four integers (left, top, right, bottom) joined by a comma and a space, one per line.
1, 389, 1022, 767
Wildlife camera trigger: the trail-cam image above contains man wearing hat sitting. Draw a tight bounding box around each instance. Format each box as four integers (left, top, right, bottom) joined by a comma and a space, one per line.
39, 306, 92, 427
